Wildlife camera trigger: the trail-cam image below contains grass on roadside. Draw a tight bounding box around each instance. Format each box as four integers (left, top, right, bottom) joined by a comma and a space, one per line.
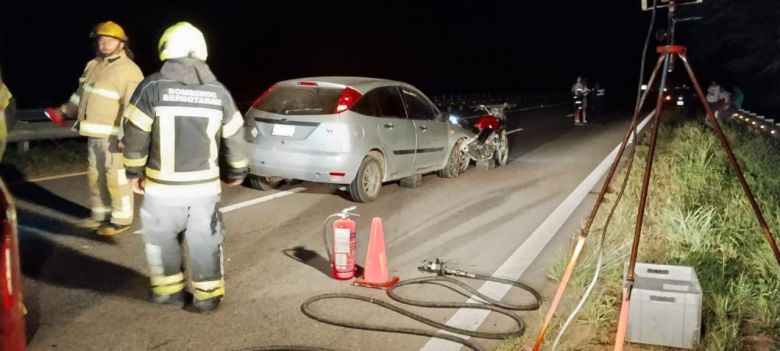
528, 118, 780, 350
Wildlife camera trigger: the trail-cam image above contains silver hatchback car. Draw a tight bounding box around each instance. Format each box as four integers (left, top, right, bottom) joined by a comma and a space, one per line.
244, 77, 470, 202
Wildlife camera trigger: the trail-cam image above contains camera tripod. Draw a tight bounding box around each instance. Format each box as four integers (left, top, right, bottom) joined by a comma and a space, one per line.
532, 43, 780, 351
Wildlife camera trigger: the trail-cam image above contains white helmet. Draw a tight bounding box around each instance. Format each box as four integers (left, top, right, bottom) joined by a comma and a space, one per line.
158, 22, 208, 61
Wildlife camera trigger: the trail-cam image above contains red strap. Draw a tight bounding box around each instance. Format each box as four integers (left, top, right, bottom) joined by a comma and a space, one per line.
613, 287, 631, 351
44, 108, 65, 127
532, 235, 587, 351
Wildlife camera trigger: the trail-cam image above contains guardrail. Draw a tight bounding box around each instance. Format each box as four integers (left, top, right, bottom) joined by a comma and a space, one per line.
6, 93, 568, 153
728, 109, 780, 139
7, 109, 80, 152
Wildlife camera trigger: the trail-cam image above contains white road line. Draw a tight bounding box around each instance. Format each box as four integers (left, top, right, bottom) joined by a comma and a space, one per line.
133, 187, 307, 234
507, 128, 524, 135
219, 187, 306, 212
420, 112, 654, 351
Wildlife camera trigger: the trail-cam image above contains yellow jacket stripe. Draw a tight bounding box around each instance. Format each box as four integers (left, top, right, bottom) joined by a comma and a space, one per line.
79, 121, 120, 136
124, 104, 154, 132
229, 159, 249, 168
84, 84, 121, 100
151, 272, 185, 286
145, 167, 219, 182
124, 156, 148, 168
68, 93, 81, 106
192, 279, 225, 301
222, 111, 243, 138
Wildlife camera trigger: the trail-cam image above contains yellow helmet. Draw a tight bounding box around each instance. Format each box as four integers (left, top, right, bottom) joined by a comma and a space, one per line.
90, 21, 128, 42
158, 22, 208, 62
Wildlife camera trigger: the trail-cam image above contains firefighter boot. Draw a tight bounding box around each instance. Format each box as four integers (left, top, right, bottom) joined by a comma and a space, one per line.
152, 291, 186, 307
193, 295, 222, 315
151, 273, 185, 307
77, 218, 107, 230
97, 223, 131, 236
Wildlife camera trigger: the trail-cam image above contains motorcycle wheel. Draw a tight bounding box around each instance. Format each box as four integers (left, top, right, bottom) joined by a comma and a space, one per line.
494, 130, 509, 166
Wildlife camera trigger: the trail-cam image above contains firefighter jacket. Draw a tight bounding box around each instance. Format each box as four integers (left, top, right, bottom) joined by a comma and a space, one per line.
62, 51, 143, 138
122, 58, 248, 198
0, 83, 12, 111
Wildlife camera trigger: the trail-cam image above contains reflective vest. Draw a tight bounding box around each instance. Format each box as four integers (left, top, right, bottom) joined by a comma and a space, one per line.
0, 83, 11, 111
122, 72, 248, 198
62, 51, 143, 138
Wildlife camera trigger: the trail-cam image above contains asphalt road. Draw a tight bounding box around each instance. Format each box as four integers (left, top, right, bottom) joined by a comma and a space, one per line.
12, 101, 635, 351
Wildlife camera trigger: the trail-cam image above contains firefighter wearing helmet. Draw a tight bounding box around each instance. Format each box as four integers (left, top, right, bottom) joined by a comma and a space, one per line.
50, 21, 143, 236
122, 22, 248, 314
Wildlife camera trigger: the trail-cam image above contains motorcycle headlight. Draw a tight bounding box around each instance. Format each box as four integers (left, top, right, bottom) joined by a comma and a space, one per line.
448, 115, 460, 125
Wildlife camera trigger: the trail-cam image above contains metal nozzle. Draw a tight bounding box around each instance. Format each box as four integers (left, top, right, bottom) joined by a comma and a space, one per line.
418, 258, 476, 278
339, 206, 359, 219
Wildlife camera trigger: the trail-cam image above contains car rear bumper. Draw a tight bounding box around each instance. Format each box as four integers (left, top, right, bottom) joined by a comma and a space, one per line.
249, 145, 361, 184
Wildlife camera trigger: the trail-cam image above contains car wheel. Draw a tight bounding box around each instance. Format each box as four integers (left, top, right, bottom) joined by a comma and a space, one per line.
349, 154, 383, 203
494, 130, 509, 166
248, 175, 284, 191
437, 141, 463, 178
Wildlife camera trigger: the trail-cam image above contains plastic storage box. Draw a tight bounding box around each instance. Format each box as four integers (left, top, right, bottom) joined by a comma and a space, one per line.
625, 262, 702, 349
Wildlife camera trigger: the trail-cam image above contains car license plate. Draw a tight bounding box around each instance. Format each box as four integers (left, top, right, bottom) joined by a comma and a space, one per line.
272, 124, 295, 137
676, 101, 684, 106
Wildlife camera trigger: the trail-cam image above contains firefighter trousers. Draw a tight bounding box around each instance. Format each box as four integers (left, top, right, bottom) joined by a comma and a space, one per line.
87, 137, 133, 225
140, 194, 225, 300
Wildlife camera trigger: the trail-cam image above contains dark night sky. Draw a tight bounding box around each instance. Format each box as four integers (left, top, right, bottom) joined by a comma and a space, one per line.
2, 1, 667, 108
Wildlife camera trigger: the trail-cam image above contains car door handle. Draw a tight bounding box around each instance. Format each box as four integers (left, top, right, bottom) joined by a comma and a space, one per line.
384, 123, 394, 129
419, 125, 428, 131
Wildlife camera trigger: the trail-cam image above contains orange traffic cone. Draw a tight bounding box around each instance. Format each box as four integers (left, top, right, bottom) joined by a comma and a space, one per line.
353, 217, 400, 289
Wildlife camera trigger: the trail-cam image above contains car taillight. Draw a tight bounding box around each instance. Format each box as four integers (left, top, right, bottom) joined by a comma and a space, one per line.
252, 83, 278, 107
334, 87, 362, 114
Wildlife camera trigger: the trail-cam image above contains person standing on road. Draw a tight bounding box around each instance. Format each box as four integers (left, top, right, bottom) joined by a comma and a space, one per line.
733, 86, 745, 110
52, 21, 143, 236
705, 81, 721, 118
122, 22, 248, 314
571, 76, 584, 125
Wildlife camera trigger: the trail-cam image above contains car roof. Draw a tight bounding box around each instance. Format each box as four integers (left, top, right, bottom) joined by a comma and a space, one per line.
279, 76, 417, 93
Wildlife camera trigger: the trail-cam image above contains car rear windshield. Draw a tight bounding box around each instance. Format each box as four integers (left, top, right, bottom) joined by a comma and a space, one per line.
253, 85, 343, 115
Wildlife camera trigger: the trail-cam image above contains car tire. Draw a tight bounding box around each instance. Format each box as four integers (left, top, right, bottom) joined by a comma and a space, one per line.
349, 154, 383, 203
248, 175, 283, 191
438, 141, 462, 178
494, 130, 509, 166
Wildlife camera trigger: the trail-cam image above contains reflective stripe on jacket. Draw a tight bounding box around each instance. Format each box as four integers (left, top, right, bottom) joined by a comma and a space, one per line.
122, 72, 248, 198
62, 51, 143, 138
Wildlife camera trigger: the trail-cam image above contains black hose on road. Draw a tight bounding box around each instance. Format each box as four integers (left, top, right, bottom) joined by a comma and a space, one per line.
297, 273, 542, 351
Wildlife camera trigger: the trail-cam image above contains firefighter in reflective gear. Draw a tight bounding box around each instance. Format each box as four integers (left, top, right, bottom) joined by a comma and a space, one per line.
122, 22, 248, 314
56, 21, 143, 236
1, 66, 16, 159
571, 76, 590, 125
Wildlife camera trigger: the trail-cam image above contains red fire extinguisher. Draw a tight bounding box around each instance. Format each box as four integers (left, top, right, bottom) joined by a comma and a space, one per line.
323, 206, 359, 280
